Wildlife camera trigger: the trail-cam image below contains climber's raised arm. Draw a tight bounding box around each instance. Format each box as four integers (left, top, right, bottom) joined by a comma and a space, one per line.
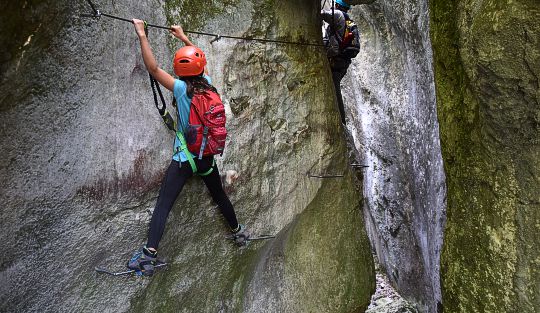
170, 25, 194, 46
132, 18, 175, 91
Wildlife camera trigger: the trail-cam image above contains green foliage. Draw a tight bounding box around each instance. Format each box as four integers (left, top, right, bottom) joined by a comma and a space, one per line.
164, 0, 240, 30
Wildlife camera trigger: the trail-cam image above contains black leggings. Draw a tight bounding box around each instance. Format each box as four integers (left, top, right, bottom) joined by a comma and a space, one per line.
146, 157, 239, 249
330, 57, 351, 125
332, 69, 347, 125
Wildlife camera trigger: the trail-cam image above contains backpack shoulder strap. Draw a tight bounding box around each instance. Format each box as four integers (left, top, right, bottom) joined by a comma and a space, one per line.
189, 93, 202, 119
190, 90, 214, 116
330, 10, 349, 41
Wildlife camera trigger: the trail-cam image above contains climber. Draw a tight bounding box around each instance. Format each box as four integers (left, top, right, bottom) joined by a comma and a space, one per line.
127, 19, 250, 276
321, 0, 360, 125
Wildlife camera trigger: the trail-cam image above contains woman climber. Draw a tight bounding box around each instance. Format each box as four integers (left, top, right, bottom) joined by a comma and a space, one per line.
127, 19, 250, 276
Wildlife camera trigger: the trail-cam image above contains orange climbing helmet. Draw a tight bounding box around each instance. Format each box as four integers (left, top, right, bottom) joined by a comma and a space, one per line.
173, 46, 207, 77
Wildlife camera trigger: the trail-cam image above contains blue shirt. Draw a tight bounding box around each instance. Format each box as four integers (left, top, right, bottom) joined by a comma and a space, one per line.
172, 75, 212, 162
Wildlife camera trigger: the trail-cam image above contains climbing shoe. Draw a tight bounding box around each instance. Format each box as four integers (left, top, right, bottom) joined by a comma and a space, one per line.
127, 246, 157, 276
232, 224, 251, 246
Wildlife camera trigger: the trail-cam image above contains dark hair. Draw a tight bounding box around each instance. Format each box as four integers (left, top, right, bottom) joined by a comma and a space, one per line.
182, 74, 217, 97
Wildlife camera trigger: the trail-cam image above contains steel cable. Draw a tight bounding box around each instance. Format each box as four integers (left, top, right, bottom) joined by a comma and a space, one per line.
82, 0, 325, 47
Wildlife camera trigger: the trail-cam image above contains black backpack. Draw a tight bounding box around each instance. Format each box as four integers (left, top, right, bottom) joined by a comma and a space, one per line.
337, 13, 361, 59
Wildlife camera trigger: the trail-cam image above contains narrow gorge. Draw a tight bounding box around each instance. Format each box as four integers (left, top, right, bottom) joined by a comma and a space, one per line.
0, 1, 538, 313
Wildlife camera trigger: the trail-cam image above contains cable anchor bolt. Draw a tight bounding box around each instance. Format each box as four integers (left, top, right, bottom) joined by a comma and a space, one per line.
210, 35, 222, 44
80, 9, 101, 19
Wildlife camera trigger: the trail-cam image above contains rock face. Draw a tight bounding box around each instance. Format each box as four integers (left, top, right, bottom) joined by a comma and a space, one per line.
430, 0, 540, 312
0, 1, 374, 312
341, 1, 446, 312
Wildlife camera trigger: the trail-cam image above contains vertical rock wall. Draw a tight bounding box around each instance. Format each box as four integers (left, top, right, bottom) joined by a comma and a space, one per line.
430, 0, 540, 312
339, 1, 446, 312
0, 1, 375, 312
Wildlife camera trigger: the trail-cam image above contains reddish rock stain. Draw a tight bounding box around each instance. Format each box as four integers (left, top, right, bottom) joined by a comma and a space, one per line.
77, 150, 166, 202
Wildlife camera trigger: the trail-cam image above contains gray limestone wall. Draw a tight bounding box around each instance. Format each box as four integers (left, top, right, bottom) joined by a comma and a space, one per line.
339, 1, 446, 312
342, 0, 539, 312
0, 1, 374, 312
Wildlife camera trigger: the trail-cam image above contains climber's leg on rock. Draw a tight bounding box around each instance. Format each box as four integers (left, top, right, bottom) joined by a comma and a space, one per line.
147, 160, 193, 249
199, 157, 239, 230
198, 157, 250, 245
330, 57, 351, 125
332, 70, 347, 125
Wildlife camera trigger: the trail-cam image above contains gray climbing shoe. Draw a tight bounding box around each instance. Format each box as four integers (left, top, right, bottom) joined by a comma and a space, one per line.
127, 246, 157, 276
232, 224, 251, 246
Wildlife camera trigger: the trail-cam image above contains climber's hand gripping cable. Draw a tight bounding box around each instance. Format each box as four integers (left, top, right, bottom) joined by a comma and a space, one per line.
133, 19, 175, 91
134, 19, 177, 131
169, 26, 194, 46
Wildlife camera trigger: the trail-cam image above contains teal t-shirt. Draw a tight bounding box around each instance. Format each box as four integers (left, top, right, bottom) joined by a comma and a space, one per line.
172, 75, 212, 162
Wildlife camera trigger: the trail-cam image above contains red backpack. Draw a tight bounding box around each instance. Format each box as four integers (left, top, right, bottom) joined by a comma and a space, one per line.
184, 90, 227, 159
